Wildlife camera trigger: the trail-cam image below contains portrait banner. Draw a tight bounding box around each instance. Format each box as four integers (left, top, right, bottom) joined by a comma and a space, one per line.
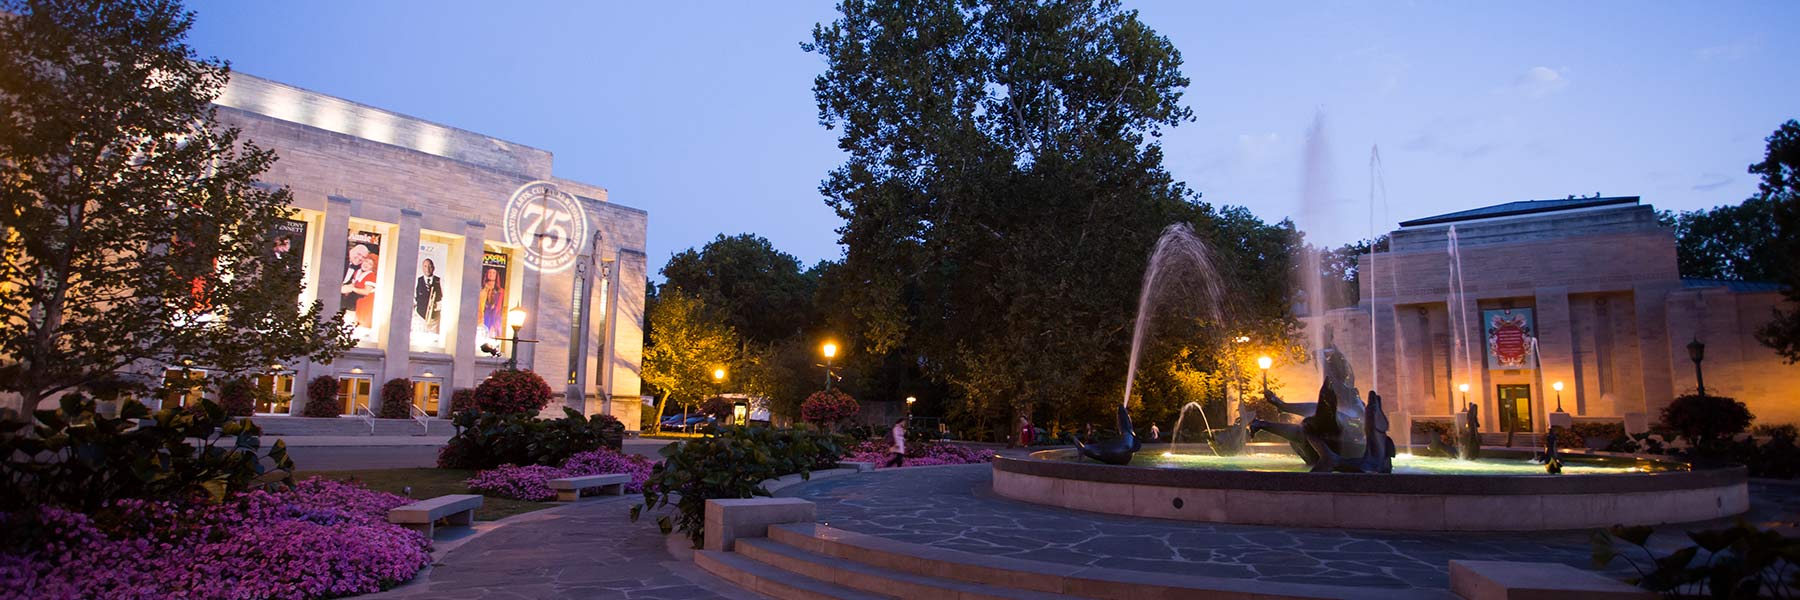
341, 229, 383, 343
412, 241, 449, 349
478, 251, 510, 343
1483, 308, 1535, 370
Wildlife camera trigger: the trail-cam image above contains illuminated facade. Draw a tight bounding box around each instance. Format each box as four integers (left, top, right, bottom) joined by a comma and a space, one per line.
1271, 196, 1800, 434
185, 72, 647, 427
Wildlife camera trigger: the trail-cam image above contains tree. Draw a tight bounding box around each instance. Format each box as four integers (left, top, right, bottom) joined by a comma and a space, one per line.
661, 233, 820, 345
640, 288, 740, 433
1753, 120, 1800, 362
805, 0, 1298, 436
0, 0, 353, 413
1658, 199, 1783, 282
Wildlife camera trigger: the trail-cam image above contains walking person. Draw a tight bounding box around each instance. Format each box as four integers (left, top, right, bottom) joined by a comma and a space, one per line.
884, 416, 908, 468
1150, 422, 1161, 441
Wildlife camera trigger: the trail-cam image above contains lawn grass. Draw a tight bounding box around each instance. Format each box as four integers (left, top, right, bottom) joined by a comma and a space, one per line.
299, 468, 554, 522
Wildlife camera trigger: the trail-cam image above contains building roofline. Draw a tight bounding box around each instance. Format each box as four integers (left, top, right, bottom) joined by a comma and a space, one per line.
1398, 196, 1639, 227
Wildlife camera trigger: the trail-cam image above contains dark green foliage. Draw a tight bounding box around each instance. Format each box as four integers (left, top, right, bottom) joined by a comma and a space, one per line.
0, 0, 355, 415
302, 375, 340, 418
632, 426, 844, 548
1663, 394, 1754, 455
378, 378, 413, 419
449, 388, 476, 414
1752, 120, 1800, 364
436, 407, 625, 470
472, 368, 554, 415
0, 394, 293, 512
661, 234, 820, 345
1593, 520, 1798, 598
1660, 198, 1785, 283
1721, 425, 1800, 480
217, 377, 255, 417
699, 396, 734, 420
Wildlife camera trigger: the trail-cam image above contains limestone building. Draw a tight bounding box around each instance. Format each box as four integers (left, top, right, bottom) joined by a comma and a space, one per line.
177, 72, 648, 427
1273, 196, 1799, 435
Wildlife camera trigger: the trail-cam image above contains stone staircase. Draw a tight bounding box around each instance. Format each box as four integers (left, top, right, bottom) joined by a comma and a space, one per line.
253, 415, 452, 437
1479, 432, 1545, 449
697, 522, 1452, 600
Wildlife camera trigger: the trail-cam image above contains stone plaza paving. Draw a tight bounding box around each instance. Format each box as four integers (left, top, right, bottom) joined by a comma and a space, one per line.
777, 464, 1800, 592
364, 463, 1799, 597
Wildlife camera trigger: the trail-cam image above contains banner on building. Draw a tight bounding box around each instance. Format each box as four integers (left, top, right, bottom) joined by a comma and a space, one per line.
479, 251, 510, 342
1483, 308, 1536, 370
411, 241, 449, 349
342, 229, 383, 343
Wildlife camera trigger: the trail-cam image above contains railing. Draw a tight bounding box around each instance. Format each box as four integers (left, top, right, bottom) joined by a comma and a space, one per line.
407, 403, 431, 435
352, 401, 375, 435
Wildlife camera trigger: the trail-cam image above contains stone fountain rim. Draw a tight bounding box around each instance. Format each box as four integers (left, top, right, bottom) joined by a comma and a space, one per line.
996, 448, 1744, 496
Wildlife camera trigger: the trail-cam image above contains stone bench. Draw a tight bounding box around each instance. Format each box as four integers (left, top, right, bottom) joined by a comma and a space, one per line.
549, 473, 631, 502
387, 494, 481, 538
703, 497, 816, 552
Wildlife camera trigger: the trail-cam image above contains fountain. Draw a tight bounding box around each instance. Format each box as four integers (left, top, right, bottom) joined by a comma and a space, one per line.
1016, 115, 1746, 531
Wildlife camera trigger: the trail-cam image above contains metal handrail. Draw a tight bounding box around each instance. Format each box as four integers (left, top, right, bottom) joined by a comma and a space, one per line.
407, 402, 431, 435
352, 401, 375, 435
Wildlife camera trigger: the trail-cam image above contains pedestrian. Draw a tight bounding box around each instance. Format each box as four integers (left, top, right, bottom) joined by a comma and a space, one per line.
885, 416, 908, 468
1019, 415, 1034, 447
1150, 422, 1161, 441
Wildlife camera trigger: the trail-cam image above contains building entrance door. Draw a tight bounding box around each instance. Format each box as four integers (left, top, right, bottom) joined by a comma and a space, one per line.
337, 376, 372, 416
412, 380, 442, 417
1496, 384, 1533, 435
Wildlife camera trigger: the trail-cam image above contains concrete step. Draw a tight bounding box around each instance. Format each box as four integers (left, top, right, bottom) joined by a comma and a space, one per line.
1480, 433, 1544, 448
736, 537, 1080, 600
696, 549, 886, 600
251, 416, 452, 437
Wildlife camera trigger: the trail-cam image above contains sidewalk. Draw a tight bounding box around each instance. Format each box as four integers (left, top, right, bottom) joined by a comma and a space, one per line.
269, 434, 454, 447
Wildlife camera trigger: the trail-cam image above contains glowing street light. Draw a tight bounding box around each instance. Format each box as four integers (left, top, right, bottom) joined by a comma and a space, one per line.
820, 342, 839, 392
1552, 380, 1565, 413
505, 307, 530, 364
713, 368, 726, 382
905, 396, 916, 415
1257, 355, 1273, 391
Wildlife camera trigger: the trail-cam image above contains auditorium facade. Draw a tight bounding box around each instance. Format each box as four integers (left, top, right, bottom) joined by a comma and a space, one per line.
1270, 196, 1799, 436
168, 72, 648, 427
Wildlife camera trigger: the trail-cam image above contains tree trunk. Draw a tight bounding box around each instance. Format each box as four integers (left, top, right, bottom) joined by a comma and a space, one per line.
651, 392, 672, 434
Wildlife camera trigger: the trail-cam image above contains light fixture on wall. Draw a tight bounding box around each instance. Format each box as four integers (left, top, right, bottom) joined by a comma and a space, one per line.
422, 370, 435, 379
351, 366, 363, 374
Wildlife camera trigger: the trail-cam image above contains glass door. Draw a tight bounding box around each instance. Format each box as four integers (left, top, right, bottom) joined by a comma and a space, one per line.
412, 380, 442, 417
337, 376, 372, 416
254, 374, 294, 414
1496, 384, 1533, 434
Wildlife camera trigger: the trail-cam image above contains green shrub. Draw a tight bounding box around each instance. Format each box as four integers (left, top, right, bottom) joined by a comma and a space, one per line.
1722, 426, 1800, 479
378, 378, 413, 419
449, 388, 476, 413
436, 407, 624, 470
1593, 520, 1797, 597
217, 378, 255, 417
1662, 394, 1754, 454
800, 389, 859, 426
474, 368, 554, 415
302, 375, 340, 418
633, 426, 844, 548
0, 395, 293, 512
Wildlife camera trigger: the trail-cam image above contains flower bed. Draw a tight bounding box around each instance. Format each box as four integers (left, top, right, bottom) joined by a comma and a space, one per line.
0, 478, 431, 600
843, 439, 995, 468
465, 448, 655, 501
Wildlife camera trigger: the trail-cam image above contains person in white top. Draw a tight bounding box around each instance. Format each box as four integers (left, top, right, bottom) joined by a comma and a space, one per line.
1150, 422, 1161, 441
885, 417, 908, 468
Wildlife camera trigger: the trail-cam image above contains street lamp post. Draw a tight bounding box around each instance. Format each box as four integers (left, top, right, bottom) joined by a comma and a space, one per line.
905, 396, 916, 416
1687, 338, 1707, 397
497, 307, 536, 368
1256, 356, 1273, 393
1552, 380, 1565, 413
821, 342, 838, 392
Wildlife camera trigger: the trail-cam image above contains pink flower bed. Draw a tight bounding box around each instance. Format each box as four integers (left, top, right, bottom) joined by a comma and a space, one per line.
843, 440, 996, 468
0, 478, 430, 600
465, 448, 655, 501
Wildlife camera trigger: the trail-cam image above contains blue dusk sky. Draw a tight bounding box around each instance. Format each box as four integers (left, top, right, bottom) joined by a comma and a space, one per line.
184, 1, 1799, 276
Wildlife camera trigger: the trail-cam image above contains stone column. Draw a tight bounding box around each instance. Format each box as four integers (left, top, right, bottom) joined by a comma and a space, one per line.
450, 221, 488, 392
377, 209, 422, 412
1633, 283, 1677, 418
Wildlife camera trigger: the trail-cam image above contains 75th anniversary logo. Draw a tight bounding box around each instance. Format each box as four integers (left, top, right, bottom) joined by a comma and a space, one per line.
503, 181, 589, 273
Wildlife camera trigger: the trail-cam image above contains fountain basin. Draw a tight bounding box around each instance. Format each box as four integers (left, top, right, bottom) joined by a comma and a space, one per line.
992, 446, 1747, 531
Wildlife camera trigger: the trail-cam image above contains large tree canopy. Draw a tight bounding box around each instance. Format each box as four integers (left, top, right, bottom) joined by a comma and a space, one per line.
805, 0, 1296, 433
1751, 120, 1800, 363
0, 0, 352, 412
640, 288, 741, 432
1660, 198, 1784, 282
661, 233, 820, 345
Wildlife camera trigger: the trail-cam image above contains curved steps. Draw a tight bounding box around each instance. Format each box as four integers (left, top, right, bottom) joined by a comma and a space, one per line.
697, 522, 1454, 600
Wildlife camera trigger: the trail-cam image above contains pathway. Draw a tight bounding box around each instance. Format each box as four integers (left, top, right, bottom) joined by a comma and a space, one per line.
364, 496, 757, 600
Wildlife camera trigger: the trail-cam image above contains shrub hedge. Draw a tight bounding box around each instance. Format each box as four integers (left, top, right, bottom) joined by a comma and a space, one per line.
436, 407, 625, 470
303, 376, 341, 418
